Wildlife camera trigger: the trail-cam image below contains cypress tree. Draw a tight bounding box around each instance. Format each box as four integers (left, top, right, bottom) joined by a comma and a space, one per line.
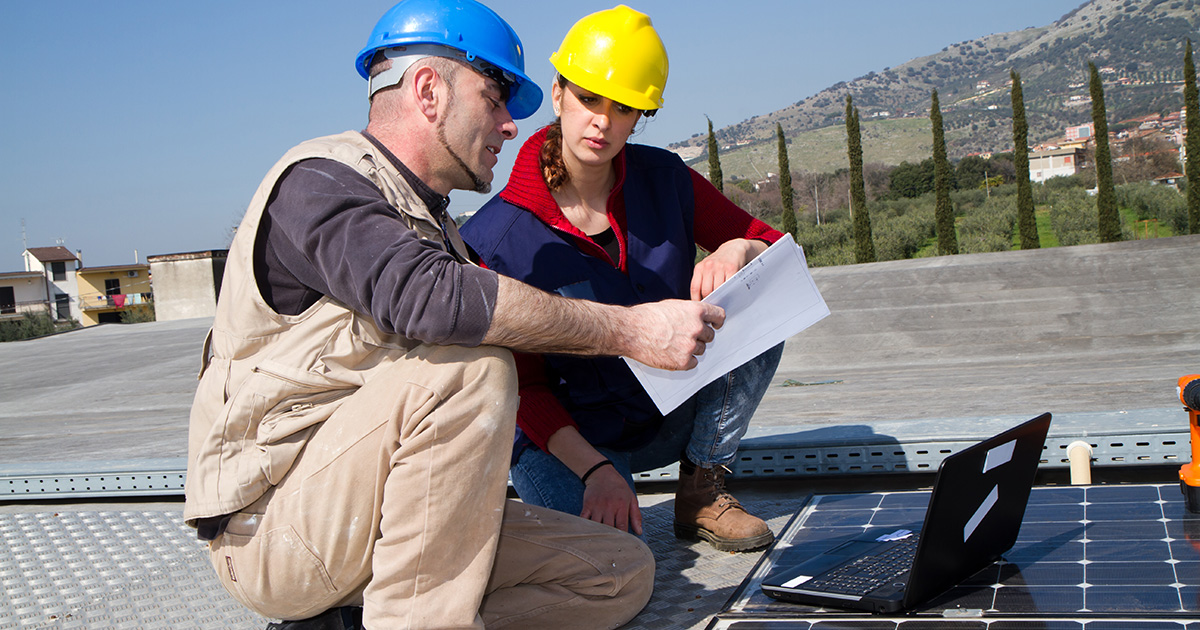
706, 117, 723, 193
931, 90, 958, 255
1185, 39, 1200, 234
1089, 62, 1122, 242
776, 123, 797, 238
846, 95, 875, 263
1011, 71, 1039, 249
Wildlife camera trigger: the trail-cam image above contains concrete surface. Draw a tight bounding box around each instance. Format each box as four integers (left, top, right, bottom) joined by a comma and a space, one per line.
1, 235, 1197, 471
1, 235, 1198, 630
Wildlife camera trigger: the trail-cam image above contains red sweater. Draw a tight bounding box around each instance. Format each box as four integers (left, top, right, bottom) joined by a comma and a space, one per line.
496, 126, 783, 451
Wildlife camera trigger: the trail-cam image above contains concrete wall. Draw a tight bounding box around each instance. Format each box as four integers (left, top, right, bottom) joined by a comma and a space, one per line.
147, 251, 227, 322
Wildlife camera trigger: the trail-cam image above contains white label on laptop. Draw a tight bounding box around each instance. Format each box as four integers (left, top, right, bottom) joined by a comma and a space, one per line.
983, 439, 1016, 473
782, 574, 814, 588
875, 529, 913, 542
964, 485, 1000, 541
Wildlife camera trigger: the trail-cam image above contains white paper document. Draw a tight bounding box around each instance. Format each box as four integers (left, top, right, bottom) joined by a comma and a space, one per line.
623, 233, 830, 414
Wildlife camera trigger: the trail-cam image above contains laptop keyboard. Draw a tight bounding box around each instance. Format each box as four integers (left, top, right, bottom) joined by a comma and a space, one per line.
804, 535, 919, 596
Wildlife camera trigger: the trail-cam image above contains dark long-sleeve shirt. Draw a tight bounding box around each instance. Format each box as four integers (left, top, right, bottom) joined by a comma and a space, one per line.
256, 135, 497, 347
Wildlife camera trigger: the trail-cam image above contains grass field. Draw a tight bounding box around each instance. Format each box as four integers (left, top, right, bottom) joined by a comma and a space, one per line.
691, 118, 934, 179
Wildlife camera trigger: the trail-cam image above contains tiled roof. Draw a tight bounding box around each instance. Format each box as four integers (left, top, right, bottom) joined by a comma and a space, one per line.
25, 246, 77, 263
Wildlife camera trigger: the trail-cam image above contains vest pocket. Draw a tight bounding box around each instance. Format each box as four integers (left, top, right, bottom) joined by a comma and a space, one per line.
226, 364, 356, 490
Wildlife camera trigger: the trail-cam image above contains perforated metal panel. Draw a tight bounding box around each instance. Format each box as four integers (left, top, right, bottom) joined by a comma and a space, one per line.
2, 426, 1189, 502
727, 431, 1189, 478
2, 470, 187, 500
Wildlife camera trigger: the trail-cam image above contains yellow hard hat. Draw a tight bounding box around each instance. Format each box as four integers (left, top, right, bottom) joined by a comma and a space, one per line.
549, 5, 668, 111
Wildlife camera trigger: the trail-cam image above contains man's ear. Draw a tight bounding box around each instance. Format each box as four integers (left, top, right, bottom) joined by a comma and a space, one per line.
410, 65, 441, 121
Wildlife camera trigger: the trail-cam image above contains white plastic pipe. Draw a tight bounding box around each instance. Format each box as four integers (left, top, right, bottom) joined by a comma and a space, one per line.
1067, 440, 1094, 485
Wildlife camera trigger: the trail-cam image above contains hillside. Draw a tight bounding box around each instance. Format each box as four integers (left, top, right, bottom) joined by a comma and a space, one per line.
673, 0, 1199, 179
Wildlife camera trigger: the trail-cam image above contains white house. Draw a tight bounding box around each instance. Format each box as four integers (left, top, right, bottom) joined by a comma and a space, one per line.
22, 246, 81, 322
1029, 147, 1085, 183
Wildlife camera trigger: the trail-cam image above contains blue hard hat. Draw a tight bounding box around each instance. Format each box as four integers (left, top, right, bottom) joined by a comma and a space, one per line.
356, 0, 543, 120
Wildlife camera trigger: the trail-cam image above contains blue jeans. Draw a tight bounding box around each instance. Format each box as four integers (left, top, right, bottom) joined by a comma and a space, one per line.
509, 343, 784, 523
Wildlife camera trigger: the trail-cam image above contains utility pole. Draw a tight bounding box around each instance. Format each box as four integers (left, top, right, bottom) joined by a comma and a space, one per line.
813, 185, 821, 226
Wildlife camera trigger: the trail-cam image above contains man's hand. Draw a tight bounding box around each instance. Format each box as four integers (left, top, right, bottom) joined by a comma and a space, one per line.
690, 238, 768, 301
485, 276, 723, 370
621, 300, 725, 370
580, 466, 643, 535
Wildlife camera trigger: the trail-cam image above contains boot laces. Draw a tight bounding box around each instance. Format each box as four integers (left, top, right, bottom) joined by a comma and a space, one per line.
705, 465, 742, 510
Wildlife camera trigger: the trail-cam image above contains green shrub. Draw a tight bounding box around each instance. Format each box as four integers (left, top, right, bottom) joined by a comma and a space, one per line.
1041, 174, 1088, 191
0, 312, 60, 342
1048, 191, 1100, 246
120, 304, 157, 324
959, 196, 1017, 253
1115, 182, 1186, 234
795, 220, 855, 267
873, 205, 936, 261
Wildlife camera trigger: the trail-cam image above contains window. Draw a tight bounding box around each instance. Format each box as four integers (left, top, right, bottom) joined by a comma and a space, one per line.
0, 287, 14, 314
104, 278, 121, 296
55, 294, 70, 320
51, 261, 66, 282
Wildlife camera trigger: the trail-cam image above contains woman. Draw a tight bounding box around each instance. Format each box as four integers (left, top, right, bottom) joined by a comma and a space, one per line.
461, 5, 784, 552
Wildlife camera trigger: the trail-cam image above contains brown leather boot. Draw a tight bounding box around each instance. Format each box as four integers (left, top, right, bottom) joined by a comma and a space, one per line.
674, 464, 774, 552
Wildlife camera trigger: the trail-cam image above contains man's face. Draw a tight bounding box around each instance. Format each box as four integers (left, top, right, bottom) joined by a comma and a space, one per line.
436, 67, 517, 194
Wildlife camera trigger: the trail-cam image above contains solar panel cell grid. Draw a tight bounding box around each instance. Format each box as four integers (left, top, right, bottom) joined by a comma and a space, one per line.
716, 483, 1200, 627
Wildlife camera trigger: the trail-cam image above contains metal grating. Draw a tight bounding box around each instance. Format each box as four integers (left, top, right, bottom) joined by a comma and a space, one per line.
2, 429, 1190, 501
0, 509, 265, 629
0, 493, 807, 630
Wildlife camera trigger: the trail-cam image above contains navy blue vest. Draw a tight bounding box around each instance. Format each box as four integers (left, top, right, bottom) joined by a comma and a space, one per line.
462, 144, 695, 449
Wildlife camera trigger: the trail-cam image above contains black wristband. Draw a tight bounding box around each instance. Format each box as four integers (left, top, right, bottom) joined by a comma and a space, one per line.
580, 459, 615, 485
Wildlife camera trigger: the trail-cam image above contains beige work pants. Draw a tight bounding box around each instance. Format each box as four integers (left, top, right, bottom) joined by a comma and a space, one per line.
208, 344, 653, 629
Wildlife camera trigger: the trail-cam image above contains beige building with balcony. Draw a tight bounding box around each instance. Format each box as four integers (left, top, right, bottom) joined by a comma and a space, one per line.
76, 263, 153, 326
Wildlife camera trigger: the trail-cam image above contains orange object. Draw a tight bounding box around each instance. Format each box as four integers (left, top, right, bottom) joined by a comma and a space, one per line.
1177, 375, 1200, 512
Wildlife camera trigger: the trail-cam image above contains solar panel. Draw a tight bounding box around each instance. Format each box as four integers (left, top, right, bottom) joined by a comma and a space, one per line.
710, 483, 1200, 628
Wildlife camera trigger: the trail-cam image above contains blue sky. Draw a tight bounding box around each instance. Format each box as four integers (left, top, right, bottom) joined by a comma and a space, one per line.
0, 0, 1083, 268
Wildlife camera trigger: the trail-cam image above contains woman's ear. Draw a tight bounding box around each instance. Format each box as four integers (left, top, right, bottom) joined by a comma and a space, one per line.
551, 80, 563, 118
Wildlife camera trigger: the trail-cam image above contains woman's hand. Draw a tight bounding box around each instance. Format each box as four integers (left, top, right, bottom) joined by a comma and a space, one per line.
580, 465, 643, 535
545, 427, 644, 534
690, 239, 768, 301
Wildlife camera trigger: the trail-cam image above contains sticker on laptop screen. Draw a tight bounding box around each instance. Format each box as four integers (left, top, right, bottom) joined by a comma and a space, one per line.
983, 439, 1016, 473
875, 529, 913, 542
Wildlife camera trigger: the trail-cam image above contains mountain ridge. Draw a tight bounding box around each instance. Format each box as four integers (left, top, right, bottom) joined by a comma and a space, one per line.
672, 0, 1199, 177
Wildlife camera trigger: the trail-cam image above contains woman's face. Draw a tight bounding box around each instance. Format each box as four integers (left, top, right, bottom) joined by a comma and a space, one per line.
553, 80, 641, 170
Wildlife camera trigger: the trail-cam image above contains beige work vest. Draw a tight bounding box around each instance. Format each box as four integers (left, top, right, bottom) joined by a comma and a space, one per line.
183, 131, 473, 524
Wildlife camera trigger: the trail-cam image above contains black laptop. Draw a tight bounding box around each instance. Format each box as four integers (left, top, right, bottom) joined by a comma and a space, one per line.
761, 412, 1052, 613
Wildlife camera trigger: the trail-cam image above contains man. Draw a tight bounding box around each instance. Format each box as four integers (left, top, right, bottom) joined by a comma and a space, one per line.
182, 1, 724, 629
